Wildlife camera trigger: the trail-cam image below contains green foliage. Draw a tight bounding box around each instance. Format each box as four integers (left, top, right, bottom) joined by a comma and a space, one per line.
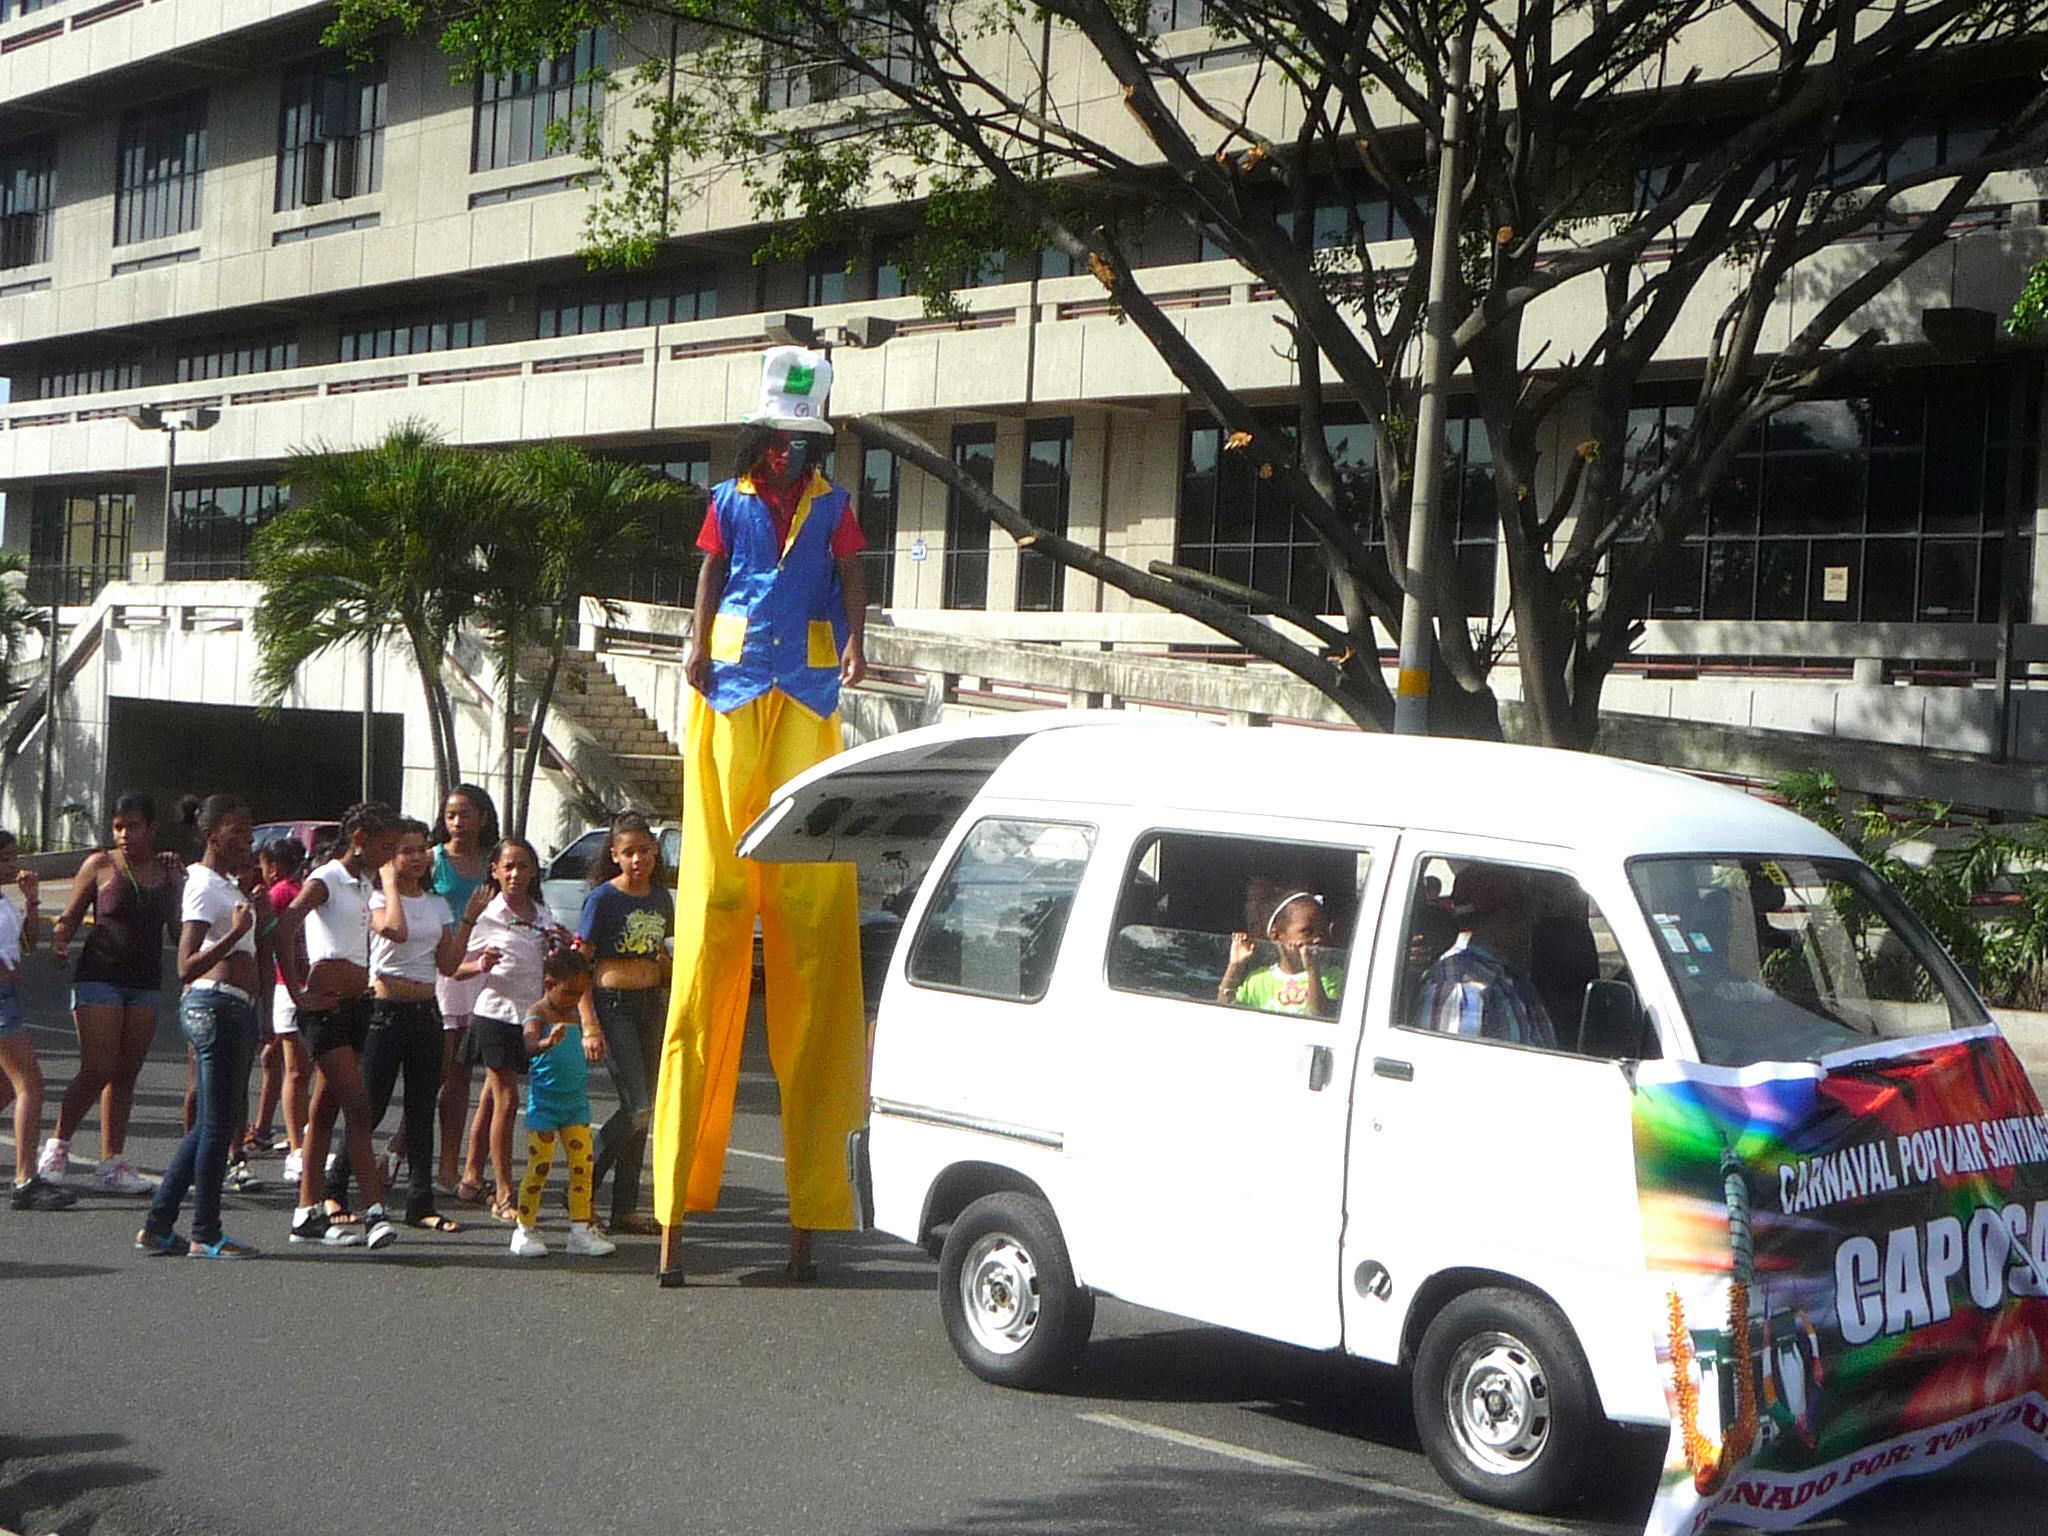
2009, 257, 2048, 340
1774, 770, 2048, 1010
0, 548, 46, 706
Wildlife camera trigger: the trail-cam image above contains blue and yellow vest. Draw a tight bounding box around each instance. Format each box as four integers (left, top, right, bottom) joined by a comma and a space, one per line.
703, 471, 852, 719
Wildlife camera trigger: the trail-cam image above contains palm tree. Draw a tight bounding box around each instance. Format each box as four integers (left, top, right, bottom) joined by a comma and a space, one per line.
474, 444, 684, 837
251, 422, 486, 802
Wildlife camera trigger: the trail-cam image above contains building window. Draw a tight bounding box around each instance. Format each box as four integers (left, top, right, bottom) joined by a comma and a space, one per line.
115, 93, 208, 246
28, 485, 135, 606
1148, 0, 1210, 30
537, 266, 717, 337
1177, 408, 1495, 618
277, 54, 387, 211
859, 446, 899, 607
764, 9, 918, 110
339, 301, 488, 361
1017, 419, 1071, 612
36, 358, 142, 399
589, 445, 713, 608
1630, 374, 2030, 624
176, 331, 299, 383
472, 29, 608, 173
805, 248, 848, 307
944, 423, 995, 610
167, 483, 284, 581
0, 137, 54, 269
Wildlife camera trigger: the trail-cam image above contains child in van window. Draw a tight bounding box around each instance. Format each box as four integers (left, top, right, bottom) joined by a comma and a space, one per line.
1219, 887, 1342, 1019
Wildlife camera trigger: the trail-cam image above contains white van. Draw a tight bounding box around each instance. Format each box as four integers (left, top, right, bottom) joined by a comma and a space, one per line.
740, 714, 1998, 1513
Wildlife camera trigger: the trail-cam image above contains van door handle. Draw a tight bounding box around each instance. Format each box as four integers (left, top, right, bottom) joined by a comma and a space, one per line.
1305, 1044, 1333, 1092
1373, 1057, 1414, 1082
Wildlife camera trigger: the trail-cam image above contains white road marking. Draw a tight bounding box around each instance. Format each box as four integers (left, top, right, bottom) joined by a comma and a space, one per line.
727, 1147, 786, 1164
1079, 1410, 1582, 1536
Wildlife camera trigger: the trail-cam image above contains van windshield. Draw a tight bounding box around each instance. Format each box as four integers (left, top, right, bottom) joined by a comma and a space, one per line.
1627, 855, 1987, 1067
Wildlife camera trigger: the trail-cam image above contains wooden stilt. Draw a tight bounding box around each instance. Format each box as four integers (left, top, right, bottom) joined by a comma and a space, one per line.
658, 1223, 685, 1287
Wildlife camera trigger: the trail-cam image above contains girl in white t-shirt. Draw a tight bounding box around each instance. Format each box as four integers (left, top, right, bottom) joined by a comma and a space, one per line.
323, 819, 487, 1230
275, 802, 404, 1250
454, 837, 573, 1222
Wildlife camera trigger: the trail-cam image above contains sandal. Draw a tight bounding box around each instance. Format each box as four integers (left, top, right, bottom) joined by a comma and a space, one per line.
409, 1212, 464, 1233
489, 1197, 521, 1224
454, 1178, 484, 1205
189, 1235, 258, 1259
613, 1214, 661, 1236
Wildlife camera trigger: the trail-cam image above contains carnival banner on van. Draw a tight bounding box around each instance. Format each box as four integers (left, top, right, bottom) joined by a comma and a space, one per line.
1630, 1026, 2048, 1536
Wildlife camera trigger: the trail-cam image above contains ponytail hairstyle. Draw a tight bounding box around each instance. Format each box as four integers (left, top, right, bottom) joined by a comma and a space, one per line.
490, 835, 540, 874
588, 810, 665, 888
262, 836, 306, 880
197, 793, 249, 836
337, 801, 402, 859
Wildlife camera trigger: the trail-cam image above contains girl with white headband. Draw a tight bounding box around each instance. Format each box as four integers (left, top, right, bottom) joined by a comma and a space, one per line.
1219, 883, 1342, 1017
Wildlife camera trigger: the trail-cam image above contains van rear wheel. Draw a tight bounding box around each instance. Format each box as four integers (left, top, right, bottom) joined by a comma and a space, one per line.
1413, 1287, 1597, 1513
939, 1192, 1094, 1389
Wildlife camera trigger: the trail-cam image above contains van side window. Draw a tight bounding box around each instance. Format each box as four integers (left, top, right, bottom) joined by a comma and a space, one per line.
1400, 858, 1648, 1057
905, 819, 1094, 1003
1107, 831, 1368, 1020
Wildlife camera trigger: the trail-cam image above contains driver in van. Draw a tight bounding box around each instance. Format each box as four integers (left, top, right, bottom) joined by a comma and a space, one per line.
1413, 863, 1557, 1047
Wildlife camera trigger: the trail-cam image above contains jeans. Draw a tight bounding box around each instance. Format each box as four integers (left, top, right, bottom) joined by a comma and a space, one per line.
591, 987, 665, 1223
147, 989, 257, 1246
325, 997, 443, 1222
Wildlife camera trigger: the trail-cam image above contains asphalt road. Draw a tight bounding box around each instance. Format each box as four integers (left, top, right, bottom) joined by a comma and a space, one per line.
5, 949, 2048, 1536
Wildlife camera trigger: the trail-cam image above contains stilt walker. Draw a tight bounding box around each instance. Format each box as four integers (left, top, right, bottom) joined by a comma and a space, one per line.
653, 346, 869, 1286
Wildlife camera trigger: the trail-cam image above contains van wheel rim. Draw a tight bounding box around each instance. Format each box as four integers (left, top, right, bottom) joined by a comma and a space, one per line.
960, 1233, 1041, 1355
1445, 1330, 1551, 1475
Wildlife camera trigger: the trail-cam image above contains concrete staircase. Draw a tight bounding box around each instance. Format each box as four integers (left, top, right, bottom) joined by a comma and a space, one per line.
530, 648, 684, 819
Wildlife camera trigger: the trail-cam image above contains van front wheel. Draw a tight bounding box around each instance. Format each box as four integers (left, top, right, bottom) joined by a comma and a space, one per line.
1413, 1287, 1597, 1513
939, 1192, 1094, 1389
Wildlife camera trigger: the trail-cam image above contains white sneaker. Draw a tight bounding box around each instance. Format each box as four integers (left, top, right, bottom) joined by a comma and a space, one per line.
99, 1156, 156, 1196
37, 1138, 69, 1184
282, 1149, 304, 1183
509, 1225, 548, 1259
362, 1205, 398, 1251
567, 1221, 617, 1258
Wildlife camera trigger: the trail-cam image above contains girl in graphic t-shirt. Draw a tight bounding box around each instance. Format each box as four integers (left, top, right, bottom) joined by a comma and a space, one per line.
1220, 889, 1343, 1019
275, 801, 404, 1250
426, 784, 498, 1203
578, 812, 674, 1234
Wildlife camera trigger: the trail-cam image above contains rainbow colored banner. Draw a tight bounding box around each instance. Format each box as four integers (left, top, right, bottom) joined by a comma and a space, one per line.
1632, 1027, 2048, 1534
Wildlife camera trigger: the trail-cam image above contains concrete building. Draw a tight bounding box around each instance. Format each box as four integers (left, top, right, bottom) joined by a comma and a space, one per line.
0, 1, 2045, 849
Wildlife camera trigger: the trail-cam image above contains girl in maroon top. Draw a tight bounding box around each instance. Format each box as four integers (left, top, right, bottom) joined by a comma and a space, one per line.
41, 794, 184, 1196
248, 836, 309, 1167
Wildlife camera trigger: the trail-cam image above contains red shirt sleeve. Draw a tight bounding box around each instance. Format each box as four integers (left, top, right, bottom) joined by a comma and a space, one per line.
694, 502, 726, 557
828, 500, 867, 560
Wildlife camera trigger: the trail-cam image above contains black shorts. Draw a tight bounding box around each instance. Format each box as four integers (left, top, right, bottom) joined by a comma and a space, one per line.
302, 995, 372, 1060
465, 1016, 527, 1072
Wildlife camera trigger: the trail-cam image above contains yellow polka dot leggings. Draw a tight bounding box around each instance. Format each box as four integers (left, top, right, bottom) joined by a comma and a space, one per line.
516, 1124, 593, 1226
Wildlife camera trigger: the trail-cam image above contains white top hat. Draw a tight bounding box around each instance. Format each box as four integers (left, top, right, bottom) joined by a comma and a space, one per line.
744, 346, 835, 436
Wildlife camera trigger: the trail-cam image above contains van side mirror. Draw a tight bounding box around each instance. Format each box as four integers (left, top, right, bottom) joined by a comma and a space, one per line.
1578, 979, 1650, 1059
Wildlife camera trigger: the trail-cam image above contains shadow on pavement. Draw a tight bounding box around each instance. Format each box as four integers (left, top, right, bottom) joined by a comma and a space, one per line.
0, 1432, 161, 1536
0, 1260, 119, 1282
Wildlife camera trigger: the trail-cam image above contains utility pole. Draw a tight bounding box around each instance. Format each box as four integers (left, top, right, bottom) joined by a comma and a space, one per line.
1392, 14, 1475, 736
361, 629, 375, 802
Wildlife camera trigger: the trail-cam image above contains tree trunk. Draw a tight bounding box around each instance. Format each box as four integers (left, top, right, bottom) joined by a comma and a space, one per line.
500, 626, 520, 838
514, 607, 572, 841
406, 627, 453, 803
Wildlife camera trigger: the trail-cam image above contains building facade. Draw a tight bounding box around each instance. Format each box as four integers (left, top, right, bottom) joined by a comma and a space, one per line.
0, 0, 2045, 839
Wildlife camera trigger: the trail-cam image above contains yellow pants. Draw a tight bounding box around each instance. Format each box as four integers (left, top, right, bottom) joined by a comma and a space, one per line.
652, 689, 866, 1230
517, 1125, 593, 1225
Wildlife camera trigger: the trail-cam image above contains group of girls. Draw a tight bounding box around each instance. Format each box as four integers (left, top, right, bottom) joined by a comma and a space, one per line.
11, 782, 678, 1263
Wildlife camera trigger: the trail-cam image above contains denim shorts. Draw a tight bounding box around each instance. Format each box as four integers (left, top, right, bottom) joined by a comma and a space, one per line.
0, 984, 23, 1039
72, 981, 163, 1012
